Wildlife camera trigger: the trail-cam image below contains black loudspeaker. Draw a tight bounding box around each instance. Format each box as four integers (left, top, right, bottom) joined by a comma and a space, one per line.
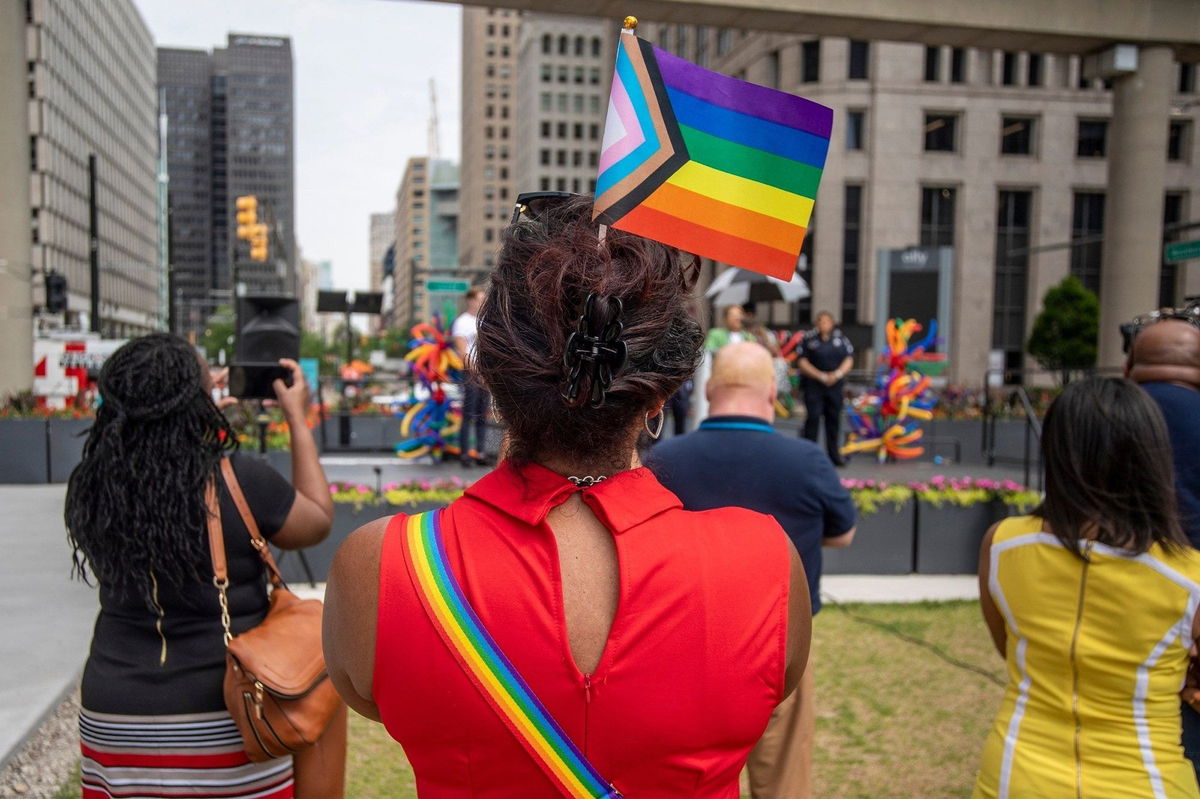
233, 295, 300, 399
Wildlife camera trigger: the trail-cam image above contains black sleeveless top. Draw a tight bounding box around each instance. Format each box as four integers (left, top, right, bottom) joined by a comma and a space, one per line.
80, 453, 295, 715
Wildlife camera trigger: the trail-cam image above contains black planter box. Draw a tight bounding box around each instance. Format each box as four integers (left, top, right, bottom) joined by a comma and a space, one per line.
0, 419, 48, 483
322, 416, 391, 450
914, 501, 1005, 574
272, 500, 444, 584
823, 500, 916, 575
48, 418, 92, 483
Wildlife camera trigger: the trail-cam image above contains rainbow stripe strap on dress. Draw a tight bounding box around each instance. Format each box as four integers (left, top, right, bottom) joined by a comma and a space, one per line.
402, 510, 623, 799
593, 31, 833, 280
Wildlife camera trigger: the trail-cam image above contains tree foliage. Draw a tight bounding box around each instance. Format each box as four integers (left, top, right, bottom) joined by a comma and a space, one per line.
1026, 276, 1098, 382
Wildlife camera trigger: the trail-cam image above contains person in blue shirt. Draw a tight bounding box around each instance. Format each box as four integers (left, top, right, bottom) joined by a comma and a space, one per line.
1125, 317, 1200, 781
647, 340, 856, 799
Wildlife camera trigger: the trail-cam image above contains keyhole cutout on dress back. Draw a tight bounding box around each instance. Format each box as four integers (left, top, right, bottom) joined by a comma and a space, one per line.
546, 493, 620, 676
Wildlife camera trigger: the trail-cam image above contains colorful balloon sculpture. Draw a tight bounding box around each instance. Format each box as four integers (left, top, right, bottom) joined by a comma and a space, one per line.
395, 317, 464, 460
841, 318, 944, 461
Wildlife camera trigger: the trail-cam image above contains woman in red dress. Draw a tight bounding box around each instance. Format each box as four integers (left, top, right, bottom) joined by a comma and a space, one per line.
324, 194, 810, 797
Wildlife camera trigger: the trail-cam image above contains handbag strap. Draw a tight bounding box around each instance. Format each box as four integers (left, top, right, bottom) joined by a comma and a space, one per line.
206, 457, 286, 645
219, 457, 285, 588
399, 509, 622, 799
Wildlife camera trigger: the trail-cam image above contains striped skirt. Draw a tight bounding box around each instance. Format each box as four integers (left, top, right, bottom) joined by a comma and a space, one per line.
80, 708, 293, 798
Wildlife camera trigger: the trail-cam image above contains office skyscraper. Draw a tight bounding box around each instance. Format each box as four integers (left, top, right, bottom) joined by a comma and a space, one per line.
159, 34, 295, 336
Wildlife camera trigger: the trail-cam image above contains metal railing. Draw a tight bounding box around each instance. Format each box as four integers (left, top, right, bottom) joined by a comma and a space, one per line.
983, 386, 1044, 491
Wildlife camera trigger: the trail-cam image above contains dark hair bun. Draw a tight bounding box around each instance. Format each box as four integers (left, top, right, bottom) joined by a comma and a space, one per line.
476, 195, 701, 470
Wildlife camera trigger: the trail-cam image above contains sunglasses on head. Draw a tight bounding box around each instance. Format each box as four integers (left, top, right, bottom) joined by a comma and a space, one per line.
509, 191, 581, 225
1122, 300, 1200, 352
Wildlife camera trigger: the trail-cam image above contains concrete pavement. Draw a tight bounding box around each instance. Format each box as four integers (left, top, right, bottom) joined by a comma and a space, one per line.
0, 485, 96, 772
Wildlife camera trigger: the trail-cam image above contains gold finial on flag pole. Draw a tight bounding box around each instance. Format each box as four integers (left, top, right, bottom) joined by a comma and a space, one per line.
622, 15, 638, 32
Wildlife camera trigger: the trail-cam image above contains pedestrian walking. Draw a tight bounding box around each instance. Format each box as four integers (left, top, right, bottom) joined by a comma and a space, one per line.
65, 334, 343, 798
798, 311, 853, 465
648, 341, 856, 799
452, 286, 493, 467
323, 193, 810, 798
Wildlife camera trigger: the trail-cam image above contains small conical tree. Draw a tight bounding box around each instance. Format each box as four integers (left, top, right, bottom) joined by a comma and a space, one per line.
1027, 275, 1098, 384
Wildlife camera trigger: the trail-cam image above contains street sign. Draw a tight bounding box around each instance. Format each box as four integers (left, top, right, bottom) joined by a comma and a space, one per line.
425, 279, 470, 293
1165, 239, 1200, 264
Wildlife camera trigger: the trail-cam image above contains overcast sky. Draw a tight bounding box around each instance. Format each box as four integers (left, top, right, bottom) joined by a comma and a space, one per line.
135, 0, 462, 291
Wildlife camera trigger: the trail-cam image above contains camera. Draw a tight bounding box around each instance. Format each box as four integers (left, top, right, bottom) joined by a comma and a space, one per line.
228, 363, 292, 400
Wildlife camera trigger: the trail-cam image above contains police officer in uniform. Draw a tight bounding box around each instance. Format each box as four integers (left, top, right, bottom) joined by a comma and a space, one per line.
798, 311, 854, 465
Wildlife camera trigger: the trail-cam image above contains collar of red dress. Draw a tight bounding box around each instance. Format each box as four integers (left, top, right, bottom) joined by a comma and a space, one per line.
464, 459, 682, 534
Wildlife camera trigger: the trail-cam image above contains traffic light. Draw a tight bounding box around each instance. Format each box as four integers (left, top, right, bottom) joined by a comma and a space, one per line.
249, 223, 269, 262
45, 272, 67, 313
235, 196, 269, 261
235, 195, 258, 239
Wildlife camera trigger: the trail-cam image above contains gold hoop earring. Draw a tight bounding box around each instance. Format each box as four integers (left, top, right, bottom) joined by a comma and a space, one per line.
645, 410, 664, 440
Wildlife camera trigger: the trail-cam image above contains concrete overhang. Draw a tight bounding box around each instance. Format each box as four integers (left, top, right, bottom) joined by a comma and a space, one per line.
423, 0, 1200, 61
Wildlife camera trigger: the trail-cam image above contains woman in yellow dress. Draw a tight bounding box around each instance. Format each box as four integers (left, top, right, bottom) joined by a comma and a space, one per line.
976, 377, 1200, 798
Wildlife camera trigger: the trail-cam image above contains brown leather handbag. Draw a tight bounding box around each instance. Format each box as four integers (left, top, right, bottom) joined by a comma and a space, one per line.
206, 458, 342, 763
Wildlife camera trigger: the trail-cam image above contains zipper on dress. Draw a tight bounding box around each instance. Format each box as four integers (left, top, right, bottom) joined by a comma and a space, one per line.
1069, 541, 1093, 799
149, 567, 168, 665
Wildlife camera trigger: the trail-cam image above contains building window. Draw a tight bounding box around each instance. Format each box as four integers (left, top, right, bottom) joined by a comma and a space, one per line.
845, 110, 865, 151
717, 28, 733, 55
539, 92, 551, 111
1027, 53, 1043, 87
588, 124, 600, 140
573, 94, 584, 113
540, 64, 552, 82
1179, 62, 1196, 94
592, 37, 601, 58
923, 113, 959, 152
556, 177, 567, 191
573, 66, 584, 84
575, 36, 585, 57
573, 123, 583, 139
541, 34, 552, 54
795, 228, 814, 325
1168, 120, 1190, 162
677, 25, 689, 54
1000, 116, 1035, 155
848, 40, 869, 79
764, 50, 780, 89
842, 184, 862, 324
1076, 119, 1108, 157
589, 67, 600, 85
993, 190, 1032, 369
950, 47, 966, 83
589, 95, 600, 113
557, 93, 567, 112
557, 65, 568, 83
539, 177, 550, 191
1001, 51, 1018, 86
920, 187, 956, 247
801, 40, 820, 83
540, 121, 550, 138
556, 150, 566, 166
1069, 191, 1105, 296
696, 28, 709, 67
540, 149, 550, 165
1162, 192, 1186, 308
559, 36, 568, 55
485, 228, 494, 243
924, 46, 940, 82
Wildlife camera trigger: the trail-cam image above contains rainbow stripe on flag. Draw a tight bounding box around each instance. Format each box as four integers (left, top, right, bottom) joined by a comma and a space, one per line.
402, 511, 622, 799
594, 32, 833, 280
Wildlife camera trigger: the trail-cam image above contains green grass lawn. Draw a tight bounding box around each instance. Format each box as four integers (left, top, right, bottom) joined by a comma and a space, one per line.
344, 600, 1005, 798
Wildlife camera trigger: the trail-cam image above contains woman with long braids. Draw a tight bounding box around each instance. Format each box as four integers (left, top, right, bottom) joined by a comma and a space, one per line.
66, 333, 335, 798
324, 194, 811, 797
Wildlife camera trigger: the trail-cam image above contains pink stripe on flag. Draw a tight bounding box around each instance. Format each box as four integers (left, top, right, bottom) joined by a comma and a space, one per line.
598, 74, 645, 173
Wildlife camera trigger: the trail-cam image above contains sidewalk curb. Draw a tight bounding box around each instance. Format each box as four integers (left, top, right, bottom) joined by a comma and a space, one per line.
0, 668, 80, 774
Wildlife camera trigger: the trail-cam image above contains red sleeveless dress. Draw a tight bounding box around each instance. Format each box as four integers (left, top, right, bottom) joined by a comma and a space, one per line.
373, 461, 791, 798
